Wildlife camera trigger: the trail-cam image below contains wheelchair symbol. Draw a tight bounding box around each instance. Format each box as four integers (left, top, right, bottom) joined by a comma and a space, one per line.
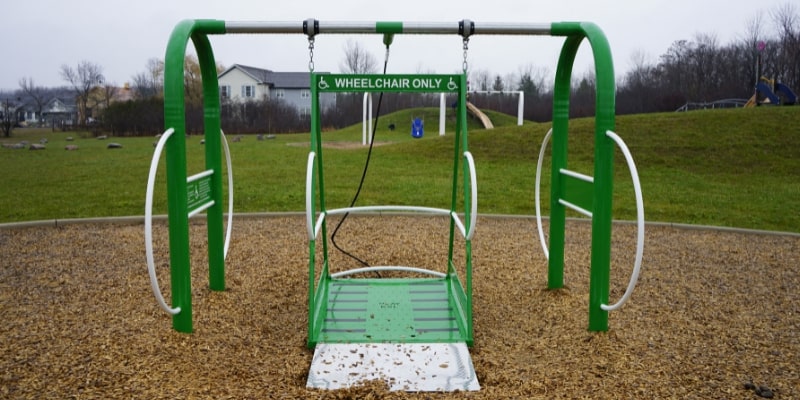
447, 77, 458, 91
318, 77, 330, 90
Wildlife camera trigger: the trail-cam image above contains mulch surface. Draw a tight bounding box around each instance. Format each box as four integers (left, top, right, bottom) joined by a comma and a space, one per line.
1, 215, 798, 399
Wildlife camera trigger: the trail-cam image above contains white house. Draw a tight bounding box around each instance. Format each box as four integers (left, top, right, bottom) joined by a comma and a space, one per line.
217, 64, 335, 114
6, 97, 78, 127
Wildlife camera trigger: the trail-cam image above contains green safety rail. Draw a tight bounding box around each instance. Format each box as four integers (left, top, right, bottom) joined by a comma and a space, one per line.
155, 19, 624, 335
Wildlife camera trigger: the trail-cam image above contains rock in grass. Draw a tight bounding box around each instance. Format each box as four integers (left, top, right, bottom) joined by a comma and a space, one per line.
65, 145, 79, 151
107, 143, 123, 149
97, 135, 108, 140
29, 144, 46, 150
66, 136, 74, 141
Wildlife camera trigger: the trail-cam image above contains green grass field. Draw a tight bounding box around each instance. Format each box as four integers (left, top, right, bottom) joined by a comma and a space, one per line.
1, 106, 798, 232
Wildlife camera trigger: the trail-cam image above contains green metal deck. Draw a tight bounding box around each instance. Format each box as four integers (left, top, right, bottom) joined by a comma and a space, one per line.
316, 277, 470, 344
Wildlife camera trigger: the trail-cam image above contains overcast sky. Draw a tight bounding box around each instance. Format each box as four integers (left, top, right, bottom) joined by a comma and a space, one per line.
1, 0, 792, 91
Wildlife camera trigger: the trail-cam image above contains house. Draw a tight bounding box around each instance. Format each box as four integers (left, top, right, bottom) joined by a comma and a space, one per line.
41, 98, 78, 127
1, 97, 78, 127
18, 86, 134, 127
217, 64, 335, 114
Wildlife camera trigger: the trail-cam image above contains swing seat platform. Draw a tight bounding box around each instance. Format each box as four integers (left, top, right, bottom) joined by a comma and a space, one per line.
307, 273, 479, 391
317, 277, 468, 344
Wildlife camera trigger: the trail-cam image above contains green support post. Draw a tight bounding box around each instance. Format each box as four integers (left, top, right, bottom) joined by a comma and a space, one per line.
549, 22, 616, 331
163, 19, 226, 333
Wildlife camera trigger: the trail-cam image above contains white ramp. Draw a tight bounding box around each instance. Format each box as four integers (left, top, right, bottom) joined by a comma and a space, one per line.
307, 342, 480, 392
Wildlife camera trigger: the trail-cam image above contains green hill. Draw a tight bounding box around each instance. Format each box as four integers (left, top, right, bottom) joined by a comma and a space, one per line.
0, 106, 798, 232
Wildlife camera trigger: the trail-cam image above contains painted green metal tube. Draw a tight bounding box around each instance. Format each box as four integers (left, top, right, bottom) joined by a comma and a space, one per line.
376, 21, 403, 35
548, 35, 582, 292
308, 73, 320, 346
459, 74, 474, 344
192, 32, 226, 292
163, 19, 226, 333
550, 22, 616, 332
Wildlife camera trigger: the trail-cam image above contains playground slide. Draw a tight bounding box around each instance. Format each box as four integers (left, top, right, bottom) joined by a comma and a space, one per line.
775, 82, 797, 105
756, 82, 781, 105
466, 102, 494, 129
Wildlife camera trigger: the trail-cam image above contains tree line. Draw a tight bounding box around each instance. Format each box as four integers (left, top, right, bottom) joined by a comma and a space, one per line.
3, 4, 797, 137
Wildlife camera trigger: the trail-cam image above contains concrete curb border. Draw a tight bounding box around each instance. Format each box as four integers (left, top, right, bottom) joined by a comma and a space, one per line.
1, 212, 797, 238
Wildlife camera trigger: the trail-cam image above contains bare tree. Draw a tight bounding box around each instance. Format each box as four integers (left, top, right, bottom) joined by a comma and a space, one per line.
60, 60, 104, 126
503, 72, 518, 93
516, 64, 550, 120
469, 69, 491, 92
18, 77, 48, 126
771, 3, 800, 88
688, 33, 721, 100
1, 98, 18, 137
743, 11, 766, 46
94, 84, 119, 111
132, 58, 164, 99
340, 40, 377, 74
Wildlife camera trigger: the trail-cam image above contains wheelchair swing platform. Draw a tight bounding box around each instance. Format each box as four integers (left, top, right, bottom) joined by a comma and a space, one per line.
306, 276, 480, 391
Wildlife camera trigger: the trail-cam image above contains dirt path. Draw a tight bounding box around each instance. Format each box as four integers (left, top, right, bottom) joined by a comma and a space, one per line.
1, 216, 797, 398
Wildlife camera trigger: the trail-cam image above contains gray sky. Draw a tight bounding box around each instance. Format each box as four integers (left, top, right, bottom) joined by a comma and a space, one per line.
1, 0, 791, 91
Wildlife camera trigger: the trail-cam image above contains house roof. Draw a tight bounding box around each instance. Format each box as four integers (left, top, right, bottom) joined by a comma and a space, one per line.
218, 64, 316, 89
268, 72, 311, 89
43, 97, 77, 113
218, 64, 273, 82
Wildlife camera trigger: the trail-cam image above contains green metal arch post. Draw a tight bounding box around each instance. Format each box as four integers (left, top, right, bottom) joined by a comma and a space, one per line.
163, 19, 226, 333
549, 22, 616, 331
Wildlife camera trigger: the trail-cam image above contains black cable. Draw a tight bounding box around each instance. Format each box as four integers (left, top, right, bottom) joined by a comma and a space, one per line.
330, 46, 390, 268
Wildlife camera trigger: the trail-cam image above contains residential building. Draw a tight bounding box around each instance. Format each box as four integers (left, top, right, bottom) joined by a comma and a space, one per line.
2, 97, 78, 127
217, 64, 335, 114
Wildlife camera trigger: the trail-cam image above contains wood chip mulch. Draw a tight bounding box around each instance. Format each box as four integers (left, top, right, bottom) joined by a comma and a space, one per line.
1, 215, 797, 399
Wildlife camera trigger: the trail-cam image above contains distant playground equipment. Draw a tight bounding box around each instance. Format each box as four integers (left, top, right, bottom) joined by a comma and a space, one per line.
411, 116, 424, 138
146, 18, 644, 392
361, 90, 521, 144
745, 40, 797, 107
466, 101, 494, 129
745, 76, 798, 107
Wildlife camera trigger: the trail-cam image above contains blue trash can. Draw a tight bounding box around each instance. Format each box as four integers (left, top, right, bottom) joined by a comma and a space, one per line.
411, 117, 424, 138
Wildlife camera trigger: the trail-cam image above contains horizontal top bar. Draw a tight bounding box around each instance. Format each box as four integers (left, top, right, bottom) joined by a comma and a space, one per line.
224, 20, 551, 35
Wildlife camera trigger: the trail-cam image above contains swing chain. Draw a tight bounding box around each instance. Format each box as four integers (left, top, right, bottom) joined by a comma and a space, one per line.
462, 37, 469, 73
307, 37, 315, 72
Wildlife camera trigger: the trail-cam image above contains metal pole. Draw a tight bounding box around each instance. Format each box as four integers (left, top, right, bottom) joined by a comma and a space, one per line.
362, 92, 372, 145
225, 21, 551, 36
439, 93, 446, 136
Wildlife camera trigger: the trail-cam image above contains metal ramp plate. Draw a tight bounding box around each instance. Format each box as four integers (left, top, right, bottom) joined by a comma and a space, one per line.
319, 278, 468, 344
306, 342, 480, 391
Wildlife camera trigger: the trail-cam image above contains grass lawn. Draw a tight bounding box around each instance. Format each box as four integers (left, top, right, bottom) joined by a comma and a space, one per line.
0, 106, 798, 232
